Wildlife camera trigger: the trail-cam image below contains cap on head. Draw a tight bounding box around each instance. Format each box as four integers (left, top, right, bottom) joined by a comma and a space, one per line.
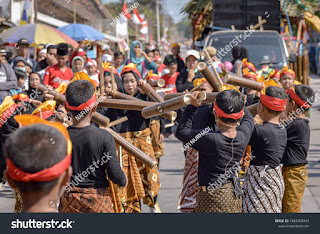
17, 38, 29, 46
57, 43, 69, 56
186, 50, 200, 60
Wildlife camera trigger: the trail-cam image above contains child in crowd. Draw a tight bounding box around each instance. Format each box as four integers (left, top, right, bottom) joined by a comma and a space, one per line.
161, 57, 179, 93
243, 86, 288, 213
281, 85, 315, 213
43, 43, 73, 89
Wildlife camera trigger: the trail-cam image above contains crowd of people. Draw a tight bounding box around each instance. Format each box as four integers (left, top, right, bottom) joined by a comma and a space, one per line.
0, 37, 316, 214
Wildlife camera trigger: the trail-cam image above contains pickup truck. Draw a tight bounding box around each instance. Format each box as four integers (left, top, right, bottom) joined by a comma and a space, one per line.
203, 30, 295, 71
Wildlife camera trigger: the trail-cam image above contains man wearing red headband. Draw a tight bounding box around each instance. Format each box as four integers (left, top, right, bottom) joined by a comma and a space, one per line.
281, 85, 315, 213
60, 79, 127, 213
4, 116, 72, 213
243, 86, 288, 213
176, 90, 254, 213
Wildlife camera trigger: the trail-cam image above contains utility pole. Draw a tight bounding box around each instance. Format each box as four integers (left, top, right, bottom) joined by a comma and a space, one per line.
156, 0, 160, 46
73, 0, 77, 23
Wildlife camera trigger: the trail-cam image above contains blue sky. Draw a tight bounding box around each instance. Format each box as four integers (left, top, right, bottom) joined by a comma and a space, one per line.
102, 0, 189, 23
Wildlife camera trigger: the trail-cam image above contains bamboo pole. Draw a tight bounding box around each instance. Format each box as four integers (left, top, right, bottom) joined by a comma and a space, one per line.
142, 92, 206, 119
107, 116, 128, 128
198, 62, 222, 92
225, 73, 264, 91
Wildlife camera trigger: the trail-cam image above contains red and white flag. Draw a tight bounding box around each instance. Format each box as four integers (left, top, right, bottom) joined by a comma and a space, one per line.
133, 8, 144, 24
140, 20, 148, 34
122, 2, 132, 20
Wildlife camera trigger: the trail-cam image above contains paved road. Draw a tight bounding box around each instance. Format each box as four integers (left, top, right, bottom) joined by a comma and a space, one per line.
1, 76, 320, 213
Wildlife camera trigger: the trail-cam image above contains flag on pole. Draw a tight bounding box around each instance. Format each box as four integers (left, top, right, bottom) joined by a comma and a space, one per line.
122, 2, 132, 20
21, 0, 31, 25
140, 20, 148, 34
133, 8, 144, 24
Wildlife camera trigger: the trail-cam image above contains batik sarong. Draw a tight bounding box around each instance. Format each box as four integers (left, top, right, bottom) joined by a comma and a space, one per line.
194, 182, 242, 213
14, 189, 22, 213
150, 119, 164, 161
121, 128, 160, 209
59, 187, 113, 213
282, 164, 307, 213
243, 165, 284, 213
177, 147, 199, 213
114, 138, 146, 213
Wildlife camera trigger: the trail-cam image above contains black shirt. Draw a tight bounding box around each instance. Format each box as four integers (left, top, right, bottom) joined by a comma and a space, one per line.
110, 91, 151, 133
35, 59, 48, 72
176, 105, 254, 186
175, 67, 203, 92
67, 124, 126, 188
282, 118, 310, 167
249, 122, 287, 168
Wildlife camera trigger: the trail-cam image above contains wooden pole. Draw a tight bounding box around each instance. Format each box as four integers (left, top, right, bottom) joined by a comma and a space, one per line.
73, 0, 77, 23
303, 50, 309, 85
97, 45, 104, 95
258, 16, 264, 31
34, 0, 38, 23
225, 73, 264, 91
198, 62, 222, 92
110, 68, 116, 91
107, 116, 128, 128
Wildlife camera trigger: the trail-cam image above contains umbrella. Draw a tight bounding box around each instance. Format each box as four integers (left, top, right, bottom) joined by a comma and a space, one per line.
0, 23, 79, 48
58, 23, 105, 41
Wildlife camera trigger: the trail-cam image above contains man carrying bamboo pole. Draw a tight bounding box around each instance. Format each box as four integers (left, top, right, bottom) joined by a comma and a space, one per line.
176, 90, 254, 213
59, 76, 127, 213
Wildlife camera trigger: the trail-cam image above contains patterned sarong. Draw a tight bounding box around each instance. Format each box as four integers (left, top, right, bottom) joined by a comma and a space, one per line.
194, 183, 242, 213
113, 140, 146, 213
150, 119, 164, 160
121, 128, 160, 209
14, 189, 22, 213
59, 187, 113, 213
243, 165, 284, 213
282, 164, 307, 213
177, 147, 199, 213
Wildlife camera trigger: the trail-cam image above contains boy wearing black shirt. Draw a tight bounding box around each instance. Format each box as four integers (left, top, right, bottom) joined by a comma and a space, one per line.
59, 77, 126, 213
243, 86, 288, 213
281, 85, 315, 213
176, 90, 254, 213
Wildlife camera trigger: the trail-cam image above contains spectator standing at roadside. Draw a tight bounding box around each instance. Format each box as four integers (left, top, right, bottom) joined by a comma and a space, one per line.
43, 43, 73, 89
9, 38, 37, 72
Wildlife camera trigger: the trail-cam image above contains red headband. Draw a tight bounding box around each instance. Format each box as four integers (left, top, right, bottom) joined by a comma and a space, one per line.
244, 72, 257, 81
7, 154, 71, 182
287, 89, 311, 109
280, 71, 295, 80
121, 68, 141, 79
243, 63, 256, 73
260, 94, 287, 111
65, 94, 96, 111
214, 102, 244, 120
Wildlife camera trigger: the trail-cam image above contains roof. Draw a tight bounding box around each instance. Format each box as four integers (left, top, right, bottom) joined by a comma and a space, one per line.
38, 0, 113, 24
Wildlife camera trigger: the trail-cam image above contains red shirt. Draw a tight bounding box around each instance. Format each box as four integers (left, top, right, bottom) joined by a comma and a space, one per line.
43, 65, 73, 89
161, 72, 179, 93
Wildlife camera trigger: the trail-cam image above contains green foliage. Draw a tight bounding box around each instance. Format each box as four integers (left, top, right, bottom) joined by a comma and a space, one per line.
177, 17, 192, 38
